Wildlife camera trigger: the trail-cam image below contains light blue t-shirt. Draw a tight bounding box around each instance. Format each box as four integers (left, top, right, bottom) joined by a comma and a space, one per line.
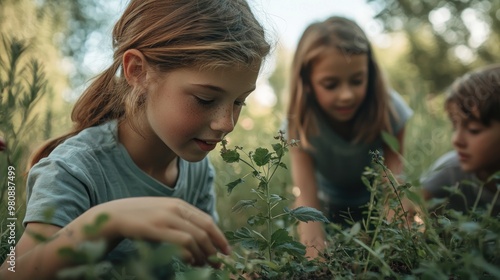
24, 120, 218, 264
421, 150, 500, 216
285, 91, 413, 208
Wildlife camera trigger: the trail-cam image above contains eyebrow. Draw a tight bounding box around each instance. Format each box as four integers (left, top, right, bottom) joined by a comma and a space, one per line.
319, 71, 365, 80
350, 71, 366, 78
192, 83, 256, 95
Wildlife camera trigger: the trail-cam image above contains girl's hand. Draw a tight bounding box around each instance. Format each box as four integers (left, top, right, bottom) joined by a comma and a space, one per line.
3, 197, 228, 280
88, 197, 230, 268
297, 221, 326, 259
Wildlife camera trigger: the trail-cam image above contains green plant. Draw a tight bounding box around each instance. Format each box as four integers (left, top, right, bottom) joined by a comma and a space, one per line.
217, 131, 330, 279
1, 35, 48, 264
316, 151, 500, 279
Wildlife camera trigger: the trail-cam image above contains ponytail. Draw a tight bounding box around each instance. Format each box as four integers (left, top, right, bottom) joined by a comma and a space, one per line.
28, 59, 126, 168
28, 0, 270, 169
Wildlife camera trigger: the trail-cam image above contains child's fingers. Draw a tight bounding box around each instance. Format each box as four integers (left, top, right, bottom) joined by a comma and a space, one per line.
97, 198, 229, 265
176, 204, 230, 255
134, 225, 207, 266
164, 214, 219, 264
133, 206, 224, 264
160, 229, 207, 266
109, 209, 208, 264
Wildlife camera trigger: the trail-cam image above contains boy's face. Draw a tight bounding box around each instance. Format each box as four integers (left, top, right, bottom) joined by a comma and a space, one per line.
448, 103, 500, 179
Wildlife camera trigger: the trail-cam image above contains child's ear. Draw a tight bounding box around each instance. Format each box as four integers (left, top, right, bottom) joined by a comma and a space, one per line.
123, 49, 147, 87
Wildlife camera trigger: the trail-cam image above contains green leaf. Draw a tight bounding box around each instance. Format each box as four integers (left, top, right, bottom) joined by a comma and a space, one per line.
487, 170, 500, 182
57, 240, 107, 263
250, 188, 265, 196
58, 247, 82, 261
274, 241, 306, 258
361, 176, 372, 188
272, 143, 284, 157
257, 180, 268, 191
270, 194, 286, 204
458, 221, 480, 233
225, 227, 252, 241
78, 239, 108, 263
270, 228, 293, 247
28, 231, 52, 243
381, 131, 400, 153
83, 213, 109, 236
226, 228, 267, 250
252, 170, 261, 178
403, 188, 423, 205
232, 199, 257, 213
427, 197, 447, 209
226, 178, 244, 194
221, 149, 240, 163
247, 214, 267, 226
252, 147, 271, 166
285, 206, 330, 223
176, 268, 214, 280
349, 222, 361, 236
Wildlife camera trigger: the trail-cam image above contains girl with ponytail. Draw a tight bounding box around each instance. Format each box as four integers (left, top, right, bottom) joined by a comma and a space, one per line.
1, 0, 270, 278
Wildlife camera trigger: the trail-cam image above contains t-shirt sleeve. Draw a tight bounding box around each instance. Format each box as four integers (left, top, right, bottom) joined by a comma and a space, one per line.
389, 90, 413, 134
23, 157, 94, 228
420, 151, 462, 198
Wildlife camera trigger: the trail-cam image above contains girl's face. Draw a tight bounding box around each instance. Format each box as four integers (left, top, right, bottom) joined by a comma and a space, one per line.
144, 64, 259, 162
310, 49, 368, 123
448, 103, 500, 179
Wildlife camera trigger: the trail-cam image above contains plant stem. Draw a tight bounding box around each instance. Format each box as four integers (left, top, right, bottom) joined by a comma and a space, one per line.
267, 178, 272, 261
472, 184, 484, 213
488, 185, 500, 217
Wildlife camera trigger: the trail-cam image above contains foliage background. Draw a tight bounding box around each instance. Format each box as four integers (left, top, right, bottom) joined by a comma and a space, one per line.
1, 0, 499, 271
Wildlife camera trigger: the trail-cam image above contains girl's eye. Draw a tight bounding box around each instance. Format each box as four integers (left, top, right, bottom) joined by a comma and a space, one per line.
195, 97, 214, 106
235, 100, 247, 107
351, 79, 363, 86
322, 83, 337, 90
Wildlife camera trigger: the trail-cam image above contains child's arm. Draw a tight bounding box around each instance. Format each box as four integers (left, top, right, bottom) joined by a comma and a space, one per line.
290, 148, 326, 259
383, 128, 405, 177
0, 197, 230, 279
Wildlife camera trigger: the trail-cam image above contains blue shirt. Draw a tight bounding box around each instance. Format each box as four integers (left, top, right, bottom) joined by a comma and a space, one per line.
24, 120, 218, 264
421, 150, 500, 216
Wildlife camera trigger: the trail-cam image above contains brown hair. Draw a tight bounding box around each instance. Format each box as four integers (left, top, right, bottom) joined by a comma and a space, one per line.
29, 0, 270, 167
287, 16, 392, 149
445, 63, 500, 125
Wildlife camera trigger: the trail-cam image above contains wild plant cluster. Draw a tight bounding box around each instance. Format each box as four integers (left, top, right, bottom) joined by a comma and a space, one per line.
1, 37, 499, 280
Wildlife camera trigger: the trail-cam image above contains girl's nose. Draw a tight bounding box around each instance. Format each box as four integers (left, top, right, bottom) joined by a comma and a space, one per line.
211, 107, 235, 134
338, 85, 354, 102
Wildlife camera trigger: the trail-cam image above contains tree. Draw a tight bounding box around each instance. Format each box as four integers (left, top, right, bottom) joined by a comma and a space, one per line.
367, 0, 500, 94
31, 0, 115, 87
